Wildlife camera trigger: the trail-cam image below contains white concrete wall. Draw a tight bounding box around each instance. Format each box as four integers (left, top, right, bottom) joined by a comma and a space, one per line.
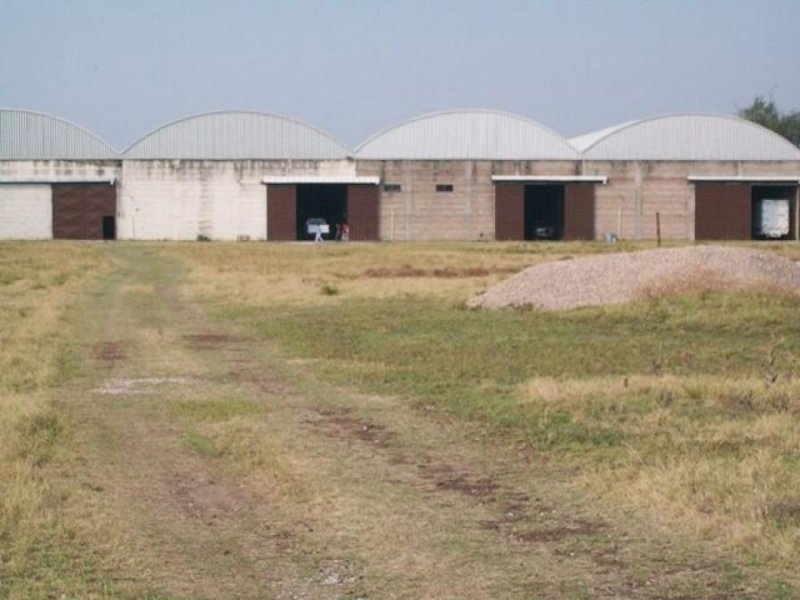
0, 161, 121, 240
0, 184, 52, 239
0, 160, 119, 182
119, 160, 357, 240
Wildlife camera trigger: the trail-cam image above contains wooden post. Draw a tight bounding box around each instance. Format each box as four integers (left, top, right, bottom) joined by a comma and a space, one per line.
656, 212, 662, 247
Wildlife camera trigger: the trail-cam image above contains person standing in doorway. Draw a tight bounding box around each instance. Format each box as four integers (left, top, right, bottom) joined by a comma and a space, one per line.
341, 222, 350, 241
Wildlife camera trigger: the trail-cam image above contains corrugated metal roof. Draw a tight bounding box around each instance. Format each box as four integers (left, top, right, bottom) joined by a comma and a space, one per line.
355, 109, 580, 160
572, 113, 800, 161
569, 122, 635, 153
0, 109, 118, 159
124, 111, 350, 159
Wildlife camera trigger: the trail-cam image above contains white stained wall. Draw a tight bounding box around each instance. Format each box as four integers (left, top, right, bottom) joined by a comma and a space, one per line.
119, 159, 358, 240
119, 161, 268, 240
0, 184, 53, 239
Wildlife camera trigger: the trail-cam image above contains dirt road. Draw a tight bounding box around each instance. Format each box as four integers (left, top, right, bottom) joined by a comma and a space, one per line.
59, 246, 778, 598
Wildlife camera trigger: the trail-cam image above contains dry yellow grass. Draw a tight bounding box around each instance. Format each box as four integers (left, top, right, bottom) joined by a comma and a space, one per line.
0, 243, 113, 595
5, 240, 800, 597
519, 373, 800, 562
168, 240, 800, 579
167, 241, 612, 308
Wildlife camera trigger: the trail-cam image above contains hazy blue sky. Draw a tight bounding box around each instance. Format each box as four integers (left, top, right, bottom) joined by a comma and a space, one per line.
2, 0, 799, 151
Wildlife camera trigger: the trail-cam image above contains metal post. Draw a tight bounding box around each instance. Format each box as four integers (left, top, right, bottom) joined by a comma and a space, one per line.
656, 211, 661, 247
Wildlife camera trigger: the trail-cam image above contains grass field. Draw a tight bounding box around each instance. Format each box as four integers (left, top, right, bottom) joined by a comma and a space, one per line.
2, 240, 800, 598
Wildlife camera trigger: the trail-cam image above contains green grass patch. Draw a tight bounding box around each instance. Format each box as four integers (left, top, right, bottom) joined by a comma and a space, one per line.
172, 398, 264, 422
183, 429, 222, 457
231, 290, 800, 449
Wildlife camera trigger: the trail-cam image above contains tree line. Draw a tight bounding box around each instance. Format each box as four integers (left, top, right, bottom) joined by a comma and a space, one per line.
738, 96, 800, 147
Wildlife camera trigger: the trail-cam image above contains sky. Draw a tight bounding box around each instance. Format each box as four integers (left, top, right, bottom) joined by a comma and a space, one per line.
2, 0, 799, 151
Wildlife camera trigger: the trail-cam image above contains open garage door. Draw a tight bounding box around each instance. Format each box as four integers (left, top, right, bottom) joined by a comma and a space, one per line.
52, 183, 116, 240
495, 180, 599, 241
267, 182, 380, 241
694, 183, 751, 240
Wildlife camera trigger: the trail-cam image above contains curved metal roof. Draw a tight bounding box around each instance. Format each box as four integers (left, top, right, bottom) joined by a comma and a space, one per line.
0, 109, 118, 159
571, 113, 800, 161
355, 109, 580, 160
124, 110, 350, 159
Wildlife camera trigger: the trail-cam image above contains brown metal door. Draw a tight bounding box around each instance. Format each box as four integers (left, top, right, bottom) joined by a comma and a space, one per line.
563, 183, 595, 240
52, 183, 116, 240
346, 184, 379, 241
695, 183, 751, 240
495, 183, 524, 240
267, 184, 297, 241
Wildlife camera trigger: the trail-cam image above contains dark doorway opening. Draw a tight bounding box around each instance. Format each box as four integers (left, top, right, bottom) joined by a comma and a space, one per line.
524, 184, 564, 240
296, 184, 347, 240
102, 216, 116, 240
751, 186, 796, 240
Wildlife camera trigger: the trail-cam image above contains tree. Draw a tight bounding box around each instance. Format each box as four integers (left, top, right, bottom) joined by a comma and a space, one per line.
738, 96, 800, 147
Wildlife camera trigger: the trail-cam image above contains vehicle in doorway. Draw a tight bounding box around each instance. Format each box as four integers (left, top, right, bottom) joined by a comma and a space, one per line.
305, 218, 330, 241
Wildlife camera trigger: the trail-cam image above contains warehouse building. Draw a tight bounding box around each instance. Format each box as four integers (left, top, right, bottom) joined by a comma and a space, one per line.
353, 110, 602, 241
121, 111, 366, 241
1, 108, 798, 242
0, 110, 119, 240
572, 114, 800, 240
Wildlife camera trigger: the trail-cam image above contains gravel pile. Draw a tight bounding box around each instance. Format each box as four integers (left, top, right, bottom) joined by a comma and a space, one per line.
468, 245, 800, 311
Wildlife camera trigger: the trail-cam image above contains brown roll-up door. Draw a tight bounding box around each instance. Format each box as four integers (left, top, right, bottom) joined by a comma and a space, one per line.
52, 183, 116, 240
267, 184, 297, 241
495, 183, 524, 240
346, 184, 379, 241
695, 183, 751, 240
563, 183, 595, 240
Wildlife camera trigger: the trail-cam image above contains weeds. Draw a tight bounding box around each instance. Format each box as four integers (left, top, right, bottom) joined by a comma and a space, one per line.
320, 282, 340, 296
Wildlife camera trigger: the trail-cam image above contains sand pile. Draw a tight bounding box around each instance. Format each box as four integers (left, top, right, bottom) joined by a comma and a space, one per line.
468, 245, 800, 311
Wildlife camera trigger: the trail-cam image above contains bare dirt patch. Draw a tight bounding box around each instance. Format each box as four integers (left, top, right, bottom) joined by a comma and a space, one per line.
183, 333, 245, 350
418, 462, 499, 498
171, 472, 238, 525
357, 265, 518, 279
515, 519, 607, 543
309, 407, 395, 448
93, 341, 128, 363
230, 366, 291, 396
92, 377, 197, 396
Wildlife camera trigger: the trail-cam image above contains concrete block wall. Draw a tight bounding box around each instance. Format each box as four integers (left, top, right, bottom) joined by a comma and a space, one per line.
357, 160, 581, 241
583, 160, 800, 241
